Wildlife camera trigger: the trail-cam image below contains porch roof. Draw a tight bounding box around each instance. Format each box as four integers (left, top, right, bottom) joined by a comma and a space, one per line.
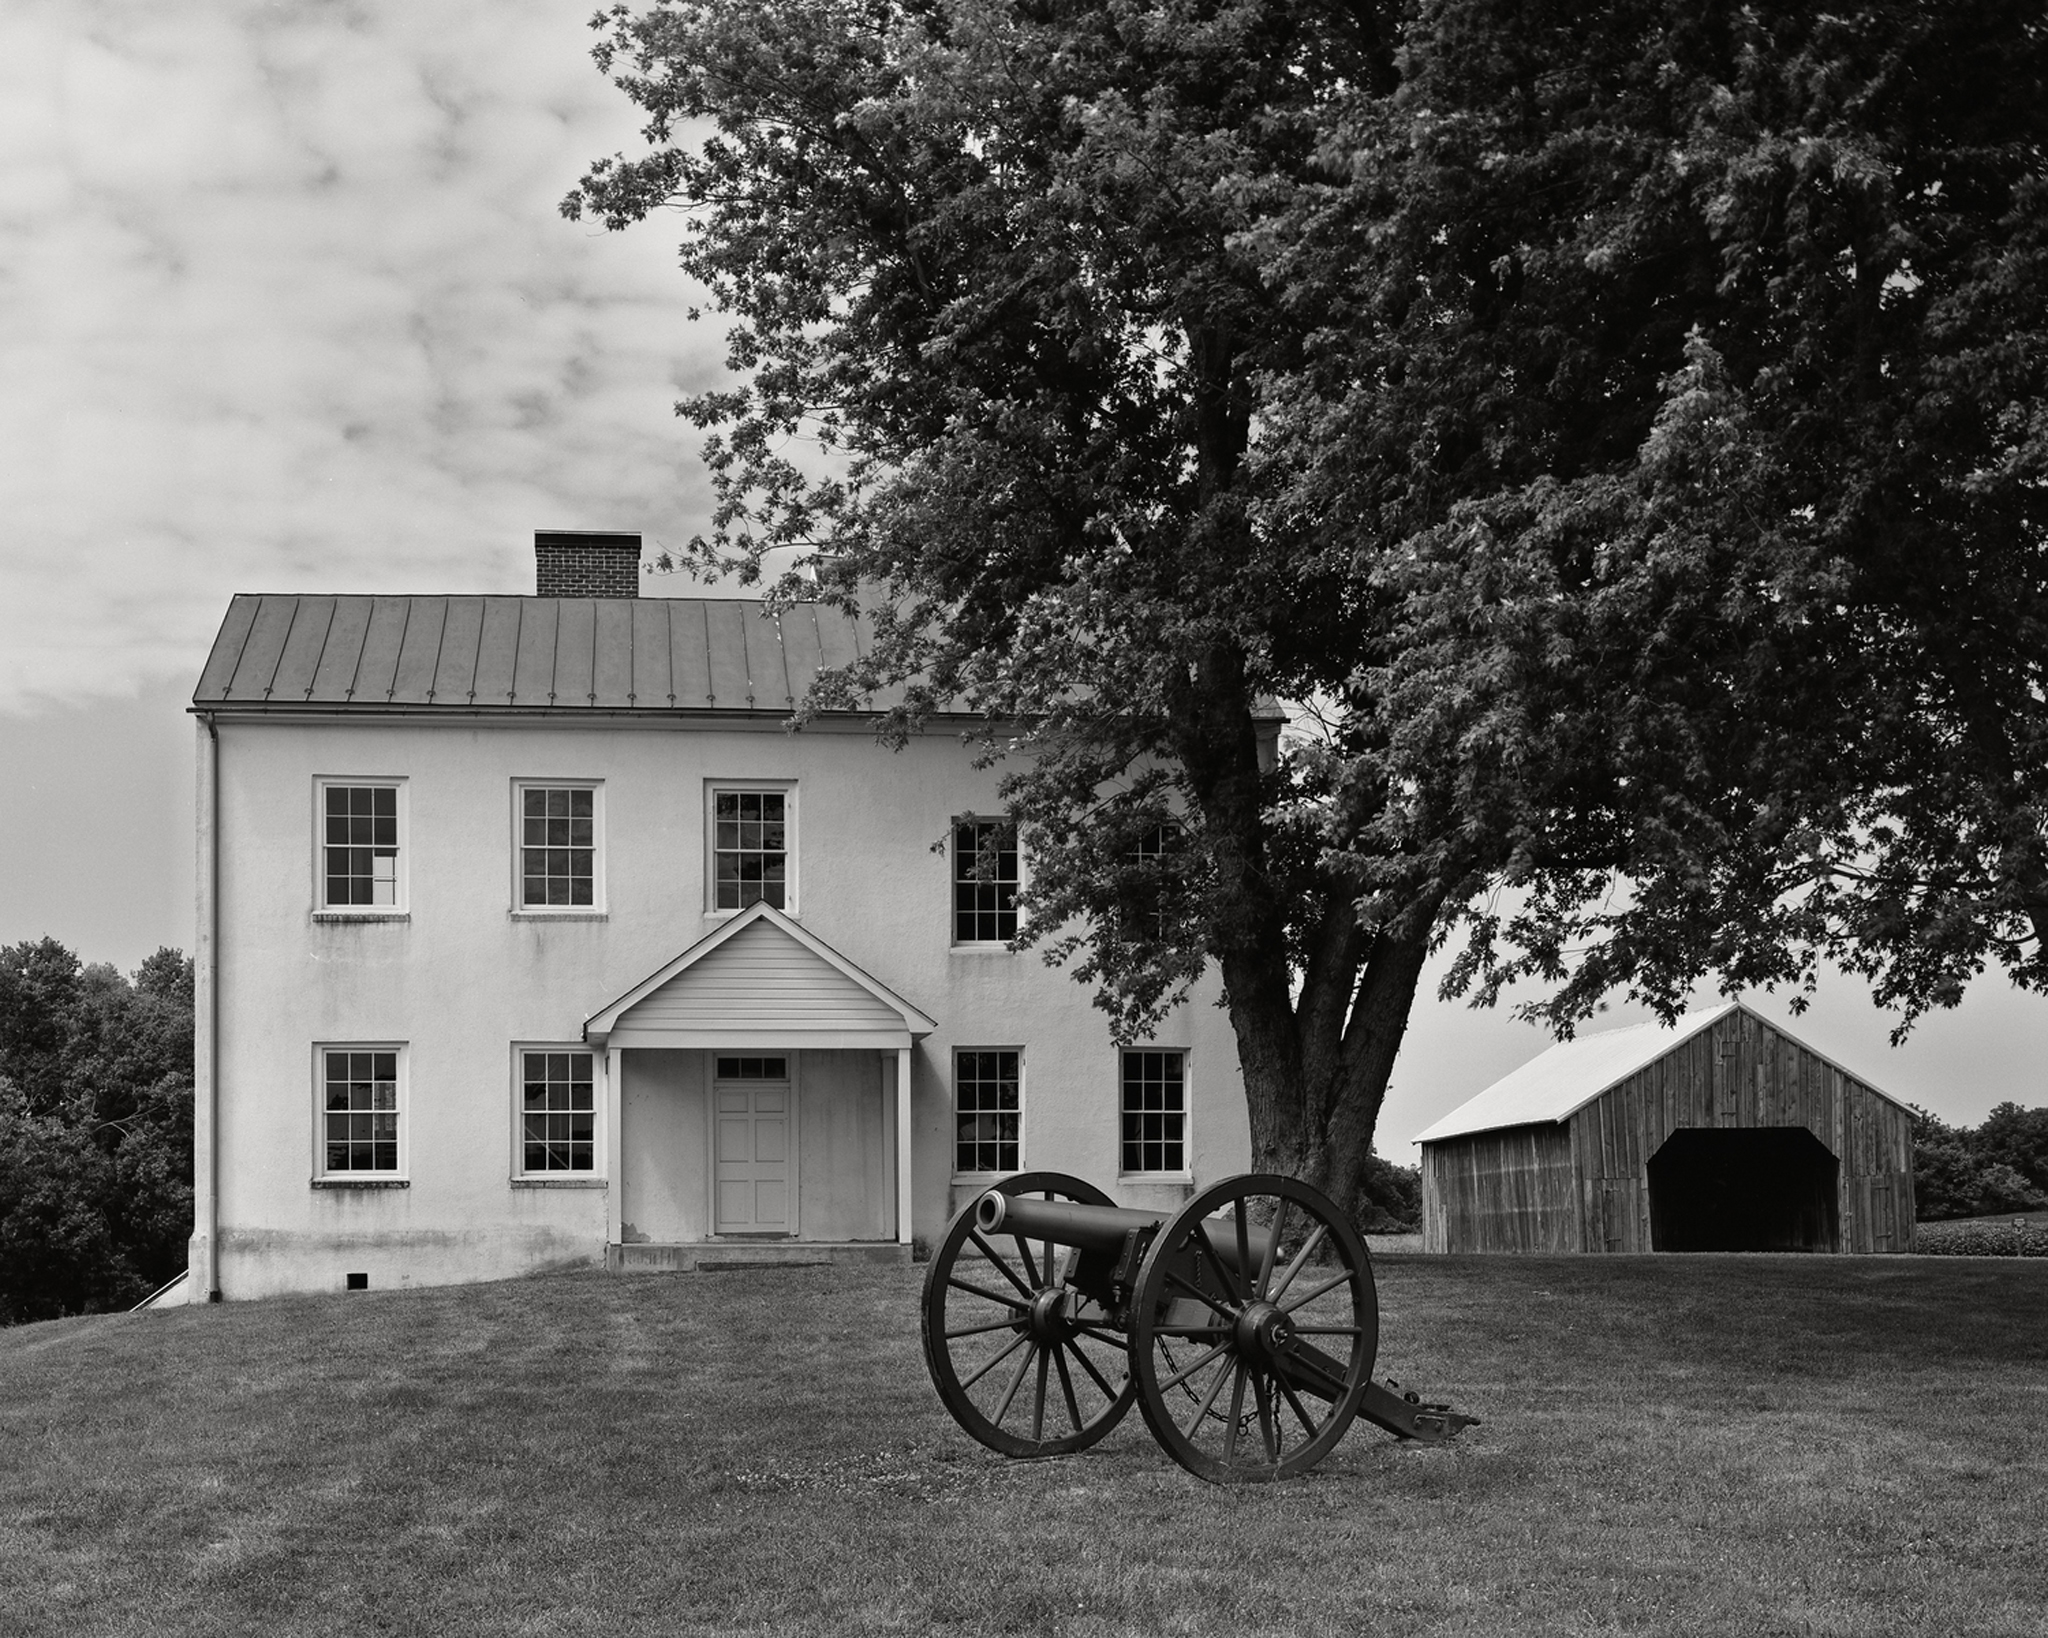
584, 901, 937, 1051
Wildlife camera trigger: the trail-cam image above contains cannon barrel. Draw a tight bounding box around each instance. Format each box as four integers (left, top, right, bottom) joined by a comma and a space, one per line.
975, 1189, 1274, 1272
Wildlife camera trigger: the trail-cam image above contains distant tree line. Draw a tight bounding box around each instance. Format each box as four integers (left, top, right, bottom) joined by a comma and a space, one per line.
0, 938, 193, 1324
1913, 1103, 2048, 1222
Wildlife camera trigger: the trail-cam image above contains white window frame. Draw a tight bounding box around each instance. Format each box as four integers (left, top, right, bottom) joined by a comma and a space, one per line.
510, 780, 607, 917
312, 1042, 408, 1184
950, 814, 1021, 948
705, 780, 798, 916
510, 1042, 606, 1185
313, 777, 408, 918
1118, 1046, 1191, 1179
951, 1046, 1024, 1180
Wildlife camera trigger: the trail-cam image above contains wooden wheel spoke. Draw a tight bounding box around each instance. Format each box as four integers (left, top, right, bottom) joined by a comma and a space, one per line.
1062, 1337, 1122, 1402
1256, 1196, 1288, 1300
1182, 1349, 1237, 1438
947, 1275, 1028, 1312
1162, 1264, 1234, 1318
1031, 1347, 1050, 1442
1222, 1364, 1249, 1465
969, 1229, 1039, 1300
944, 1316, 1025, 1341
1012, 1232, 1049, 1291
1290, 1325, 1364, 1337
1074, 1323, 1128, 1347
1277, 1375, 1320, 1442
1193, 1222, 1245, 1306
1265, 1222, 1327, 1305
991, 1339, 1037, 1425
1052, 1341, 1084, 1433
1254, 1372, 1278, 1463
1278, 1267, 1353, 1314
1154, 1337, 1233, 1394
957, 1328, 1032, 1391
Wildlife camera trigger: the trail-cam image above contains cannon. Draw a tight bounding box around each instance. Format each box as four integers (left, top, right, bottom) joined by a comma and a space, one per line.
920, 1171, 1478, 1483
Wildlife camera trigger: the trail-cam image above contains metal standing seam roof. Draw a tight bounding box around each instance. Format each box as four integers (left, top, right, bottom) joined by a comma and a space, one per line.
190, 594, 917, 713
1412, 999, 1910, 1144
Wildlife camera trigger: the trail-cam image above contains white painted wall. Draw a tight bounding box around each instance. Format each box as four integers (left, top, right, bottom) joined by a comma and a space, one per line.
200, 713, 1250, 1298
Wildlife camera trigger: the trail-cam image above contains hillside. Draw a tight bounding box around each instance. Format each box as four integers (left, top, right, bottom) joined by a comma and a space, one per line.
2, 1256, 2044, 1636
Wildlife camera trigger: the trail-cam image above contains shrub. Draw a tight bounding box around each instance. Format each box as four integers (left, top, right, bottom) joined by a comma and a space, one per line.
1913, 1218, 2048, 1258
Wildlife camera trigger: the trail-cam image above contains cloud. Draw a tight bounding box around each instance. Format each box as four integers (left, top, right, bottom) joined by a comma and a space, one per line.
0, 0, 734, 710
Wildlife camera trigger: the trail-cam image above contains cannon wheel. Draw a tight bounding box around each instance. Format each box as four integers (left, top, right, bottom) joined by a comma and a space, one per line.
1129, 1174, 1378, 1482
921, 1171, 1138, 1457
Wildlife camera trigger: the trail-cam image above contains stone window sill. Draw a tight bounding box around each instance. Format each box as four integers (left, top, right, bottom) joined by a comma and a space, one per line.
510, 1177, 608, 1189
509, 911, 608, 921
312, 1178, 409, 1189
313, 911, 411, 924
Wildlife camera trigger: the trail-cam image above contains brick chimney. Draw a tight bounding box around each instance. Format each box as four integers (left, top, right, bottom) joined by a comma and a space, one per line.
534, 530, 641, 598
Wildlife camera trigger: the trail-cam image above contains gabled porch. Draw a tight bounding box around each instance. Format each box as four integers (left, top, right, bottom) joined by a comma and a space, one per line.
582, 903, 936, 1265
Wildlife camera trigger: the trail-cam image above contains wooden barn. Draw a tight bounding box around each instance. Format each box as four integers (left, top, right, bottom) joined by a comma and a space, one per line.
1417, 1001, 1915, 1255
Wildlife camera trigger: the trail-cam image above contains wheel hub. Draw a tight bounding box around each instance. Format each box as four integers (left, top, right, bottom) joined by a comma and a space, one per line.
1233, 1299, 1296, 1366
1026, 1286, 1073, 1341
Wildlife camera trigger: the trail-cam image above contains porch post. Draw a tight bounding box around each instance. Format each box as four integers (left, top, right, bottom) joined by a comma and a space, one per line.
606, 1046, 624, 1246
896, 1045, 913, 1245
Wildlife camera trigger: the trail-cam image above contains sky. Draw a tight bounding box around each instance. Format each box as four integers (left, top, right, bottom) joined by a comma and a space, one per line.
1, 0, 2042, 1156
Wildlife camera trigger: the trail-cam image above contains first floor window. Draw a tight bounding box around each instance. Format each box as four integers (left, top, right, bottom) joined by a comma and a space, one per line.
520, 785, 597, 907
1121, 1049, 1186, 1174
520, 1050, 595, 1173
953, 819, 1018, 943
322, 783, 401, 908
713, 788, 788, 910
955, 1049, 1021, 1174
322, 1048, 400, 1173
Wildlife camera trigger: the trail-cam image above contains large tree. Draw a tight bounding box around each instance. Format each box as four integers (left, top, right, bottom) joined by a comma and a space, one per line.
566, 0, 2046, 1205
1310, 0, 2048, 1037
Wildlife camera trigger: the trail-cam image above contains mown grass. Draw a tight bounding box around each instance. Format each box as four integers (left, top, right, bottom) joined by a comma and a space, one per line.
2, 1254, 2044, 1637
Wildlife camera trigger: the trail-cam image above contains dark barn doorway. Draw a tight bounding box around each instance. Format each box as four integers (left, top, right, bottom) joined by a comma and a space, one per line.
1647, 1128, 1841, 1253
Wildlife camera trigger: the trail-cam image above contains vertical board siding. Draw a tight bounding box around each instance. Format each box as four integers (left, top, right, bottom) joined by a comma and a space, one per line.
1421, 1125, 1575, 1253
1428, 1010, 1915, 1254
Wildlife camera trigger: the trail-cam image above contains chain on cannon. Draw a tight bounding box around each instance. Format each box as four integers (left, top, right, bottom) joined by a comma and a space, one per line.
919, 1171, 1479, 1483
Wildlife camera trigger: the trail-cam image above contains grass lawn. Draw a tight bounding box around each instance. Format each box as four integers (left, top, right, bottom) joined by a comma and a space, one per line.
2, 1254, 2044, 1637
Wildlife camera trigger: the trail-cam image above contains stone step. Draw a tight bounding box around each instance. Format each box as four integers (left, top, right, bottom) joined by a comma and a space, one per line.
607, 1241, 912, 1273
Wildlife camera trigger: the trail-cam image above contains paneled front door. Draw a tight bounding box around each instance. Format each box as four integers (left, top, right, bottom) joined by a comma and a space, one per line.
714, 1057, 793, 1234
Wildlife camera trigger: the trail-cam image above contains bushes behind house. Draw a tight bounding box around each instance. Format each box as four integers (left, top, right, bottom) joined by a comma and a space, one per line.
0, 938, 193, 1324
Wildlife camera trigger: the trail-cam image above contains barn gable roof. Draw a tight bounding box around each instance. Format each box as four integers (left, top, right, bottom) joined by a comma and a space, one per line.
1414, 1000, 1908, 1144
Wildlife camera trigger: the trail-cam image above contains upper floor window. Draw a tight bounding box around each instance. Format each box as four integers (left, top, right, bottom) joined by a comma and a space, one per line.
1120, 1049, 1186, 1175
319, 1045, 403, 1177
516, 783, 602, 911
953, 818, 1018, 944
1128, 822, 1177, 941
711, 785, 793, 911
318, 780, 404, 912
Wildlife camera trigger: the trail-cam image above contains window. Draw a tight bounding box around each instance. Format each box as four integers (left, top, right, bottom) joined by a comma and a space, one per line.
516, 783, 602, 910
711, 786, 791, 911
953, 819, 1018, 943
1128, 822, 1176, 940
319, 1047, 402, 1176
955, 1049, 1021, 1175
1121, 1049, 1186, 1175
518, 1049, 596, 1174
716, 1056, 789, 1079
319, 782, 403, 910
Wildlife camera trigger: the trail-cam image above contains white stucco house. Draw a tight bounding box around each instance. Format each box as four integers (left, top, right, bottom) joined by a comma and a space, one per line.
182, 531, 1251, 1301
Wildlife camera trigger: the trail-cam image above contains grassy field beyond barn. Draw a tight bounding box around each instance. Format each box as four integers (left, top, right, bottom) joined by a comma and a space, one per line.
2, 1256, 2043, 1637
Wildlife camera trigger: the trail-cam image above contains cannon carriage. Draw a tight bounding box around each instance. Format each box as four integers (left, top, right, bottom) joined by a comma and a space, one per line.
921, 1171, 1477, 1483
